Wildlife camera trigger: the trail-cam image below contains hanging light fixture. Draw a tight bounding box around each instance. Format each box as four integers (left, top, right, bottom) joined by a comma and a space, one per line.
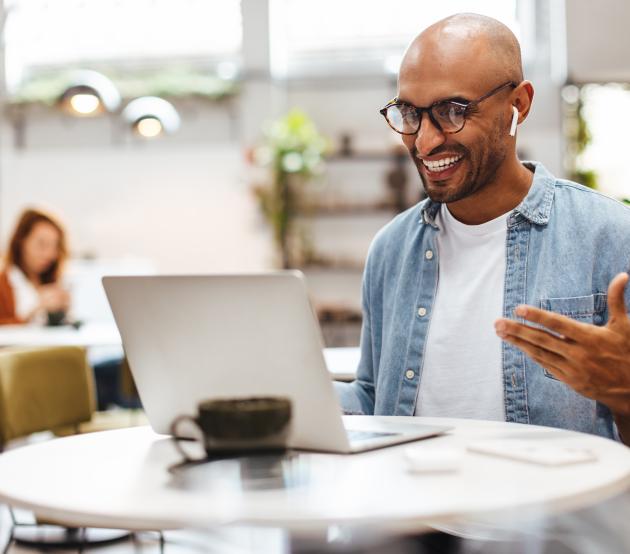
58, 70, 122, 117
121, 97, 180, 138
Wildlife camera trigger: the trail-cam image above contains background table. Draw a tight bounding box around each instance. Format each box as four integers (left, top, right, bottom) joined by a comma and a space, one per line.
0, 417, 627, 534
0, 323, 360, 379
0, 322, 124, 366
0, 322, 122, 348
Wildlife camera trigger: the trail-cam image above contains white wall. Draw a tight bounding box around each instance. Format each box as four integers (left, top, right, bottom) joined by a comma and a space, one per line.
566, 0, 630, 83
0, 133, 274, 273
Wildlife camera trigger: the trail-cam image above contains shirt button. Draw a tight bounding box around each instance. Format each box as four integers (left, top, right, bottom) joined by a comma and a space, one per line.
425, 250, 434, 260
417, 307, 427, 317
405, 369, 415, 379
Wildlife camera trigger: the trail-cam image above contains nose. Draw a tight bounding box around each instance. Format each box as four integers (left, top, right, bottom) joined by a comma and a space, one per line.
415, 114, 447, 157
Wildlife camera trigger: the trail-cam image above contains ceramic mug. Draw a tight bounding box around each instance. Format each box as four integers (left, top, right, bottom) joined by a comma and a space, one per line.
170, 396, 292, 462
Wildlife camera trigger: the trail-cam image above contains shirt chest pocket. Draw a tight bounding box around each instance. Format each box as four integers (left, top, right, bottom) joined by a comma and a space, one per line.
538, 293, 607, 380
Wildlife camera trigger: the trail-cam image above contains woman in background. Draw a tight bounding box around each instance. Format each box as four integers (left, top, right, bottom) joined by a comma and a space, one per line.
0, 208, 70, 325
0, 207, 125, 409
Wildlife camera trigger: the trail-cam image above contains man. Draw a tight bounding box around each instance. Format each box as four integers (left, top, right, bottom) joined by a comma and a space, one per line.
334, 13, 630, 444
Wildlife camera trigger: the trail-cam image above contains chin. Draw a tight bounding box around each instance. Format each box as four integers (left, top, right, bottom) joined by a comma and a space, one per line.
420, 175, 459, 203
420, 168, 479, 205
424, 187, 456, 203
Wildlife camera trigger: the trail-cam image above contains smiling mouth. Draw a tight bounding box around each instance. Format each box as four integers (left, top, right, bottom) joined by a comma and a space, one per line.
420, 154, 464, 174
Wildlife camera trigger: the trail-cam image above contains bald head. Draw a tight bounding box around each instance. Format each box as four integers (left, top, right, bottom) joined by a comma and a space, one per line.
392, 14, 535, 219
400, 13, 523, 92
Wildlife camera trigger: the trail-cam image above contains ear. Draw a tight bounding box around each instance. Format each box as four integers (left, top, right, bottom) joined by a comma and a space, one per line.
512, 81, 534, 124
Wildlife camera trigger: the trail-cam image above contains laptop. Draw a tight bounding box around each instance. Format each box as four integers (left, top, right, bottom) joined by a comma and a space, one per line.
102, 272, 449, 453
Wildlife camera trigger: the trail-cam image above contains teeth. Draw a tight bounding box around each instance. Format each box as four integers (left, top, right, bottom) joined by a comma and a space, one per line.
421, 155, 463, 172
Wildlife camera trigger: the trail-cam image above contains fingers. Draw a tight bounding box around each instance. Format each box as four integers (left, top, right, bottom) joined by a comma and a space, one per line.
498, 332, 569, 381
495, 317, 574, 358
607, 272, 630, 323
510, 305, 590, 342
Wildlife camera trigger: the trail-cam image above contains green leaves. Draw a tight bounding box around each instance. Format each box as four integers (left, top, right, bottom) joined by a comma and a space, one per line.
252, 109, 329, 268
262, 109, 329, 176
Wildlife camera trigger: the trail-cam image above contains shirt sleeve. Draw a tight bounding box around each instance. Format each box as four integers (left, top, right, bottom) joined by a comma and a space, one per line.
333, 256, 376, 415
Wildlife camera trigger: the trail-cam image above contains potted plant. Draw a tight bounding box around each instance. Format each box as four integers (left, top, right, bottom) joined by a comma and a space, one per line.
250, 109, 328, 268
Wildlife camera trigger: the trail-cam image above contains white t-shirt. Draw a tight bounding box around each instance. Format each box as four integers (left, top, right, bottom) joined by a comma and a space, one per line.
7, 266, 45, 324
414, 203, 508, 421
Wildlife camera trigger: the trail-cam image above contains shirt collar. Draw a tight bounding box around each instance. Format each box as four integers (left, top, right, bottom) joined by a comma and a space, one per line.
420, 161, 555, 227
511, 161, 555, 225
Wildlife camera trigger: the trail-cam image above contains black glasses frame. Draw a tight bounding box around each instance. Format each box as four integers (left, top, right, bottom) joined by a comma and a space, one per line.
379, 81, 518, 135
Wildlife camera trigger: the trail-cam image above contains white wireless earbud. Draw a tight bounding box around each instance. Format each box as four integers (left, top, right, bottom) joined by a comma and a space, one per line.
509, 106, 519, 137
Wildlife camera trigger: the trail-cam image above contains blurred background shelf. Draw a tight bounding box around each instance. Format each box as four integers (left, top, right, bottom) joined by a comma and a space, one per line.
287, 147, 417, 345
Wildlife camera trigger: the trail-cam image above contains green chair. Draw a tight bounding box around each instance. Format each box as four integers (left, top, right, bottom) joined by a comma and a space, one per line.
0, 346, 94, 449
0, 346, 160, 553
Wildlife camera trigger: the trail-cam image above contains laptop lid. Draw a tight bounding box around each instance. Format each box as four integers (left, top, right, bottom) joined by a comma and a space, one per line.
103, 272, 354, 452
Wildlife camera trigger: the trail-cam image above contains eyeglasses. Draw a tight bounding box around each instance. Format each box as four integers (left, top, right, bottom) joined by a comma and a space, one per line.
379, 81, 517, 135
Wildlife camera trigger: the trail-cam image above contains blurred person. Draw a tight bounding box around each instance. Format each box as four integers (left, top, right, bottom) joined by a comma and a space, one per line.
0, 208, 70, 325
0, 207, 124, 410
334, 13, 630, 445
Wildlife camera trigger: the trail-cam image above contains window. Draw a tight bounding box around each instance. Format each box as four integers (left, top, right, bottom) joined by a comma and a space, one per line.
576, 84, 630, 201
270, 0, 523, 79
3, 0, 242, 93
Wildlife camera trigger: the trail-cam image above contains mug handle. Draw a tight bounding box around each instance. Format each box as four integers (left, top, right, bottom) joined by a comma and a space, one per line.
170, 415, 203, 463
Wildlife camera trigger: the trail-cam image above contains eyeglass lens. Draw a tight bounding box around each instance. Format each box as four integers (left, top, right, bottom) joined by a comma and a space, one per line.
385, 101, 467, 134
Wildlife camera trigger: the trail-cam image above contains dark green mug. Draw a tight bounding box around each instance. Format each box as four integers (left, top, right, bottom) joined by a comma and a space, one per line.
46, 310, 67, 327
170, 396, 292, 462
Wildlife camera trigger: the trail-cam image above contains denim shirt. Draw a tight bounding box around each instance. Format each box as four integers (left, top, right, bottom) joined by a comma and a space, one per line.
335, 162, 630, 440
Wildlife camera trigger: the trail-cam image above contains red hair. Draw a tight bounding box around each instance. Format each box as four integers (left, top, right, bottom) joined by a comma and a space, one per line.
4, 208, 67, 284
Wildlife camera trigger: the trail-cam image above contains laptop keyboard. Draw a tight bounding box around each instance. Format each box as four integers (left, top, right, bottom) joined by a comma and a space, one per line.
346, 430, 398, 442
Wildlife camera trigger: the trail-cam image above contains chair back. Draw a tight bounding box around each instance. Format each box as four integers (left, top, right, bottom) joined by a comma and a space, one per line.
0, 346, 95, 448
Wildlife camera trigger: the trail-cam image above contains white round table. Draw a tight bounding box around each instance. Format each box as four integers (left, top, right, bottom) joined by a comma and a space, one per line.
0, 417, 628, 534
